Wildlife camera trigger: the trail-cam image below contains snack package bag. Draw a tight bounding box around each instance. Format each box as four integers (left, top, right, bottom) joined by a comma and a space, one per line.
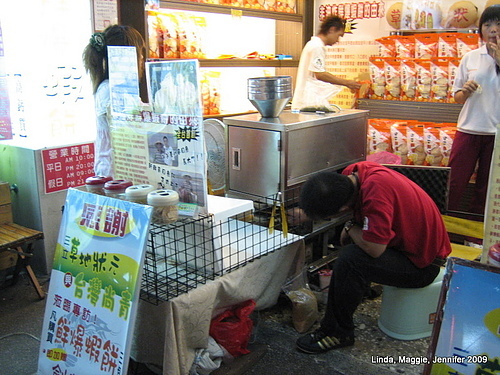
244, 0, 265, 9
400, 59, 417, 101
204, 71, 221, 115
390, 122, 409, 165
376, 36, 397, 57
407, 122, 428, 165
415, 59, 432, 102
192, 16, 207, 59
447, 58, 461, 103
456, 33, 480, 58
367, 119, 393, 155
384, 58, 401, 100
431, 57, 451, 103
395, 35, 416, 58
264, 0, 276, 11
159, 13, 180, 58
415, 34, 439, 59
369, 57, 386, 100
147, 12, 162, 58
439, 125, 457, 166
438, 33, 457, 57
424, 125, 444, 166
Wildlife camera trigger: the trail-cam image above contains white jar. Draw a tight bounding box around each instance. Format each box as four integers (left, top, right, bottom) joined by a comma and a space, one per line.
147, 189, 179, 224
125, 184, 155, 204
104, 179, 133, 198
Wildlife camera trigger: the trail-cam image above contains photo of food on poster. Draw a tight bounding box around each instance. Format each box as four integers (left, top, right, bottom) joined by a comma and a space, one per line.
108, 51, 207, 217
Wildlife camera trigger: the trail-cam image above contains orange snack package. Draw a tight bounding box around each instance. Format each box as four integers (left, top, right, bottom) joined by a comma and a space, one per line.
390, 122, 409, 165
447, 58, 461, 103
415, 34, 439, 59
424, 125, 444, 166
407, 122, 428, 166
438, 125, 457, 166
367, 119, 393, 154
456, 33, 480, 58
369, 57, 386, 100
376, 36, 397, 57
384, 58, 401, 100
159, 13, 180, 58
431, 57, 451, 103
415, 59, 432, 102
438, 33, 458, 58
395, 35, 415, 58
147, 12, 162, 58
400, 59, 417, 101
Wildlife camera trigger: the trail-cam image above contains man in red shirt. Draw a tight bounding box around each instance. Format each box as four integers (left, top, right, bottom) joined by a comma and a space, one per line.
296, 161, 451, 353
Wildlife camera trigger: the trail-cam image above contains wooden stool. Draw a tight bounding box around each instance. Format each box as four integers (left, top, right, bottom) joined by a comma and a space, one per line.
0, 223, 45, 299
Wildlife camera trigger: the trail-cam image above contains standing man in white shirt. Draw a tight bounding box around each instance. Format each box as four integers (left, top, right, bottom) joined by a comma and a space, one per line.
291, 15, 361, 112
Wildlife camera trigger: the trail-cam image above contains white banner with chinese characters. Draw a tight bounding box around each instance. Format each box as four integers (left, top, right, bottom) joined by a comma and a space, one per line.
37, 188, 152, 375
108, 48, 207, 217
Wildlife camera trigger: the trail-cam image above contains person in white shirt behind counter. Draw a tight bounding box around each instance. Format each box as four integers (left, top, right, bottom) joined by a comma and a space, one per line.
291, 15, 361, 113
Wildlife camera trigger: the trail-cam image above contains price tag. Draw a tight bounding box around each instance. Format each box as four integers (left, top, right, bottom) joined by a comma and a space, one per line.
231, 9, 243, 18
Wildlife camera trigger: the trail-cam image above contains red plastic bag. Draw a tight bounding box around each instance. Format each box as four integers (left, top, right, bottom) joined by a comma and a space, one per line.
209, 299, 256, 357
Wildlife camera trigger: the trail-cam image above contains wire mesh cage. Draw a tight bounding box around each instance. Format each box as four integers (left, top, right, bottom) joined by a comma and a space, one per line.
140, 189, 306, 305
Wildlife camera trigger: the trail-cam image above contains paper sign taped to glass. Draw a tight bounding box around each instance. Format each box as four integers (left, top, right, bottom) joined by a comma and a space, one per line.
108, 48, 208, 217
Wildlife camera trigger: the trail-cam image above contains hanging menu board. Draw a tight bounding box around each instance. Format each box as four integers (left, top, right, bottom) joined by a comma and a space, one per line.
37, 189, 152, 375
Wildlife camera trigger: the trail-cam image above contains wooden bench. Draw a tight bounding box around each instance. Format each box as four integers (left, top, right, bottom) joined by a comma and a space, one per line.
0, 181, 45, 299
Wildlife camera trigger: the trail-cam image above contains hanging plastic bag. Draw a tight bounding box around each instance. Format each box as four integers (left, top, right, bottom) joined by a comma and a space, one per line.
282, 270, 319, 333
298, 79, 343, 113
209, 299, 256, 357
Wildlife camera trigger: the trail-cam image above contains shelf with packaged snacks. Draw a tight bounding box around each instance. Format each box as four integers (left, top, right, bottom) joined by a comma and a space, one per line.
357, 99, 462, 123
390, 28, 479, 35
148, 58, 299, 68
157, 0, 303, 22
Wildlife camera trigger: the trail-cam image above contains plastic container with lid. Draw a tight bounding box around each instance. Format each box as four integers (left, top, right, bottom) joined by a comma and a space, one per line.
147, 189, 179, 224
104, 179, 133, 198
85, 176, 113, 195
125, 184, 155, 204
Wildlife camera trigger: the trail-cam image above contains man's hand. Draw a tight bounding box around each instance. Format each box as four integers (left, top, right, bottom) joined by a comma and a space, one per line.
346, 80, 362, 92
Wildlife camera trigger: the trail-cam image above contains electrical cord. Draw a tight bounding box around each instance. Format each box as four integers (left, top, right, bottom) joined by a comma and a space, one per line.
0, 332, 40, 342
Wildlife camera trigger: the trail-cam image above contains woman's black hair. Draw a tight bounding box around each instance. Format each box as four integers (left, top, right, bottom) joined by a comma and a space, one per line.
479, 4, 500, 74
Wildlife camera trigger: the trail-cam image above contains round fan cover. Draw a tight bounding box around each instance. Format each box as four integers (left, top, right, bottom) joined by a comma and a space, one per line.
203, 119, 226, 194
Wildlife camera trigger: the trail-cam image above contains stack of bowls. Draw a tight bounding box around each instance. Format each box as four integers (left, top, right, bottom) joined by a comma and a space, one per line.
248, 76, 292, 118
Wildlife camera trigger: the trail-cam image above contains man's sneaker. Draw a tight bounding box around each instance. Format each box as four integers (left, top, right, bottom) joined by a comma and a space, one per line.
296, 329, 354, 354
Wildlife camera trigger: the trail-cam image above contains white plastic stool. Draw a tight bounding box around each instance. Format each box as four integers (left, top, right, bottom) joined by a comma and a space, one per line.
378, 267, 445, 340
